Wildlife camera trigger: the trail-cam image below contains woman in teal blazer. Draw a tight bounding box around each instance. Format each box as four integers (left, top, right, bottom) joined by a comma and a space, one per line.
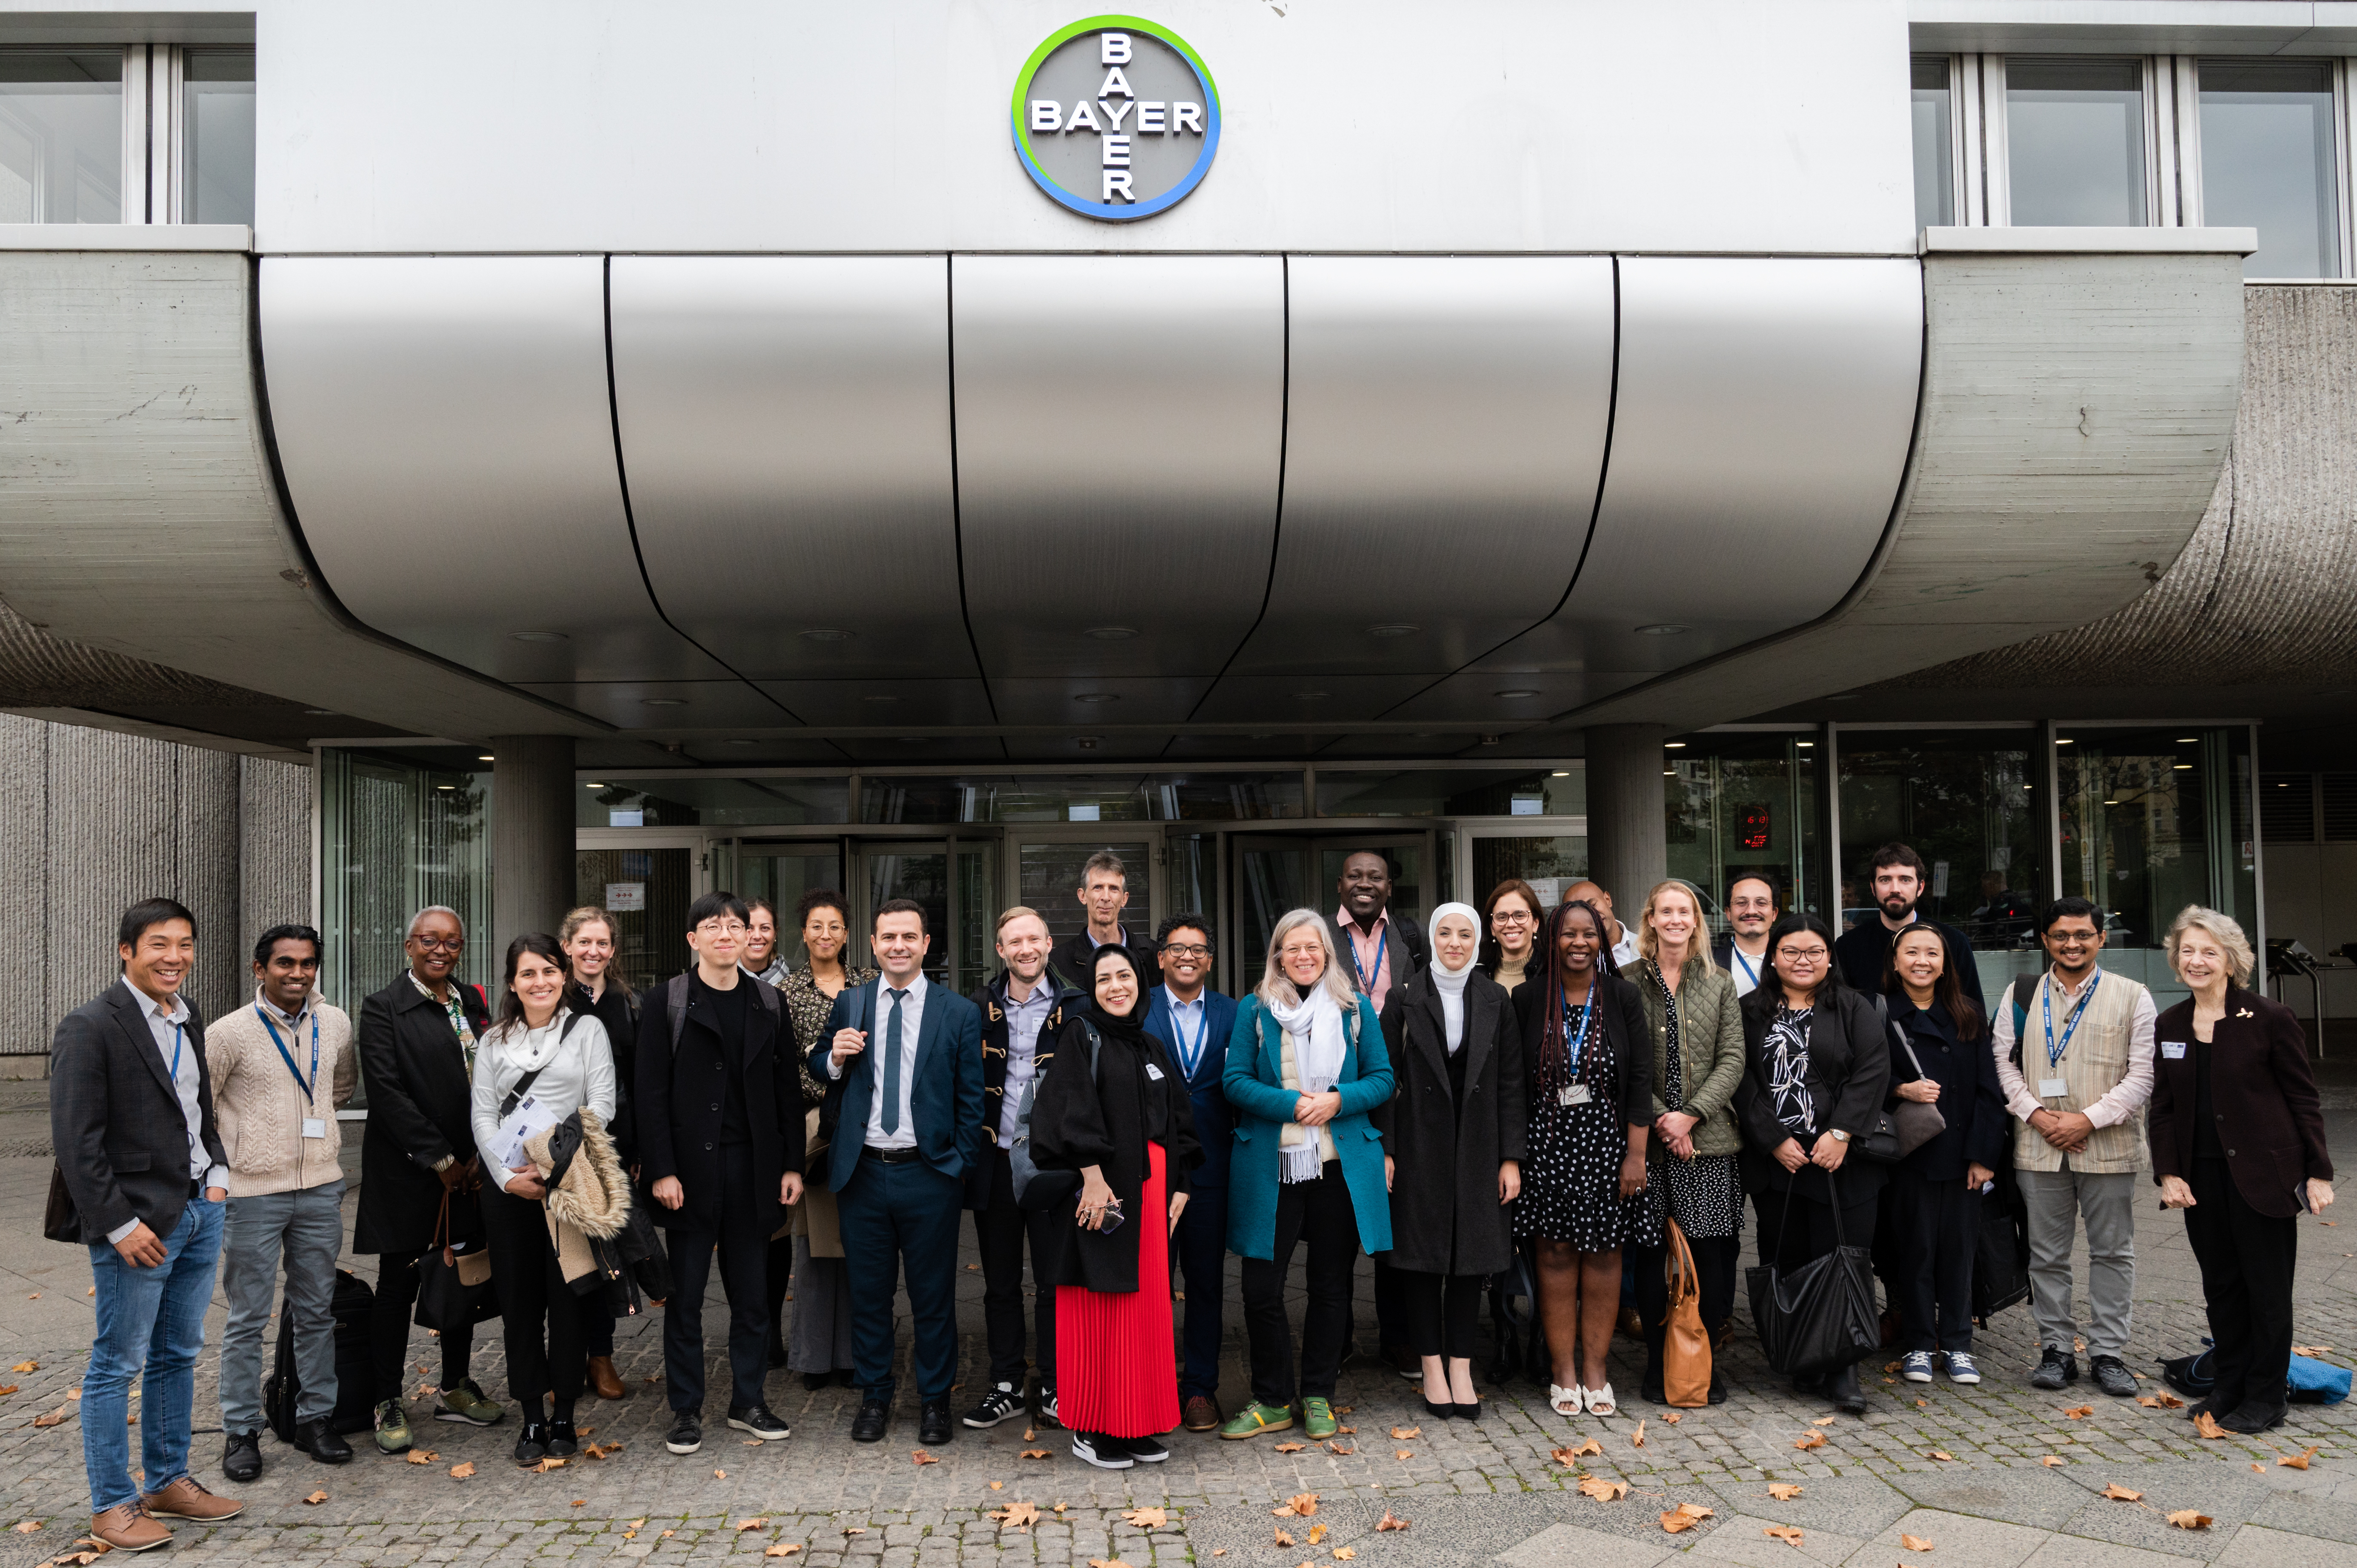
1218, 909, 1395, 1444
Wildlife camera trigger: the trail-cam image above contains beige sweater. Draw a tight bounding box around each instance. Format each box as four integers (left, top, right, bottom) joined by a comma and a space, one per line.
204, 992, 359, 1197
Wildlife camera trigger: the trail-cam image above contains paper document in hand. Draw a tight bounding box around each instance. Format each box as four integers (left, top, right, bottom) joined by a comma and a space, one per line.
491, 1092, 559, 1172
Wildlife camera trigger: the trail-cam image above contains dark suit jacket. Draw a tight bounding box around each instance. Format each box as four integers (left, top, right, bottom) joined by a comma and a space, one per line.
963, 971, 1085, 1209
1145, 984, 1239, 1191
635, 972, 806, 1234
1734, 984, 1891, 1202
2149, 986, 2333, 1217
1326, 908, 1428, 1002
49, 982, 226, 1245
1376, 969, 1524, 1276
806, 978, 985, 1191
354, 973, 489, 1255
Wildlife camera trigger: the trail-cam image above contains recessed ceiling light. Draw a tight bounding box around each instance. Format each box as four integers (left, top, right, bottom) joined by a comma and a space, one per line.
1552, 770, 1570, 777
1796, 741, 1814, 748
2177, 737, 2197, 743
1635, 623, 1689, 636
1494, 688, 1541, 699
1084, 626, 1139, 640
641, 697, 689, 707
800, 628, 855, 642
1368, 623, 1421, 638
477, 754, 494, 762
436, 783, 454, 791
510, 630, 568, 643
1663, 769, 1675, 776
1292, 691, 1330, 700
1664, 742, 1687, 749
2173, 763, 2191, 770
1074, 692, 1121, 704
2056, 738, 2074, 745
2104, 799, 2119, 806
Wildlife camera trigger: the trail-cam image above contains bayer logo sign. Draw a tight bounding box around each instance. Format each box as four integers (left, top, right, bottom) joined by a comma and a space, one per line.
1011, 17, 1221, 221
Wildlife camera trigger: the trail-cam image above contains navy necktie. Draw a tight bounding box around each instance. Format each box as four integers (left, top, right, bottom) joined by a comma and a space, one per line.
881, 988, 908, 1136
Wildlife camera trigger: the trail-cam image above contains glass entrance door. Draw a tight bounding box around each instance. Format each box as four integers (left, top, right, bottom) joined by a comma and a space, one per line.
1017, 836, 1157, 963
736, 842, 849, 972
1228, 831, 1434, 985
859, 840, 951, 986
575, 838, 704, 991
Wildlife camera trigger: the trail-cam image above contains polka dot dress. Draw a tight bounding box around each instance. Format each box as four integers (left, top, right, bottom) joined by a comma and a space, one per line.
1515, 1002, 1658, 1252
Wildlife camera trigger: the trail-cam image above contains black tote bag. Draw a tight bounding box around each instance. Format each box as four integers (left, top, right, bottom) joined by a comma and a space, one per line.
1745, 1168, 1880, 1377
414, 1189, 501, 1334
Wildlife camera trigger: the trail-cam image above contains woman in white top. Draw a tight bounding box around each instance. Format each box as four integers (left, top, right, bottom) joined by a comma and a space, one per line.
470, 931, 616, 1468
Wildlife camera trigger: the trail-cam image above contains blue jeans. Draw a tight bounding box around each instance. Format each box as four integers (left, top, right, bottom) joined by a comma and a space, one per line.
85, 1196, 224, 1511
219, 1182, 346, 1434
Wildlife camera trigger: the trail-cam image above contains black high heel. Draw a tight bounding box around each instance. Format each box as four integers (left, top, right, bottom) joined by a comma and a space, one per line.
1420, 1394, 1453, 1420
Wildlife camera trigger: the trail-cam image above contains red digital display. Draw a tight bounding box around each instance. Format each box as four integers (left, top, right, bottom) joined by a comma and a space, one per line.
1736, 803, 1772, 852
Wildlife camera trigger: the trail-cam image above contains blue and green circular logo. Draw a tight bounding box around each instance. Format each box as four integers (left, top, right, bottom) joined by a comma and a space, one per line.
1011, 16, 1220, 221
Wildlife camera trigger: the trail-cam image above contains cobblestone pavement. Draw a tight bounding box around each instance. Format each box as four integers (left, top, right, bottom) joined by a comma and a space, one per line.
1, 1090, 2353, 1568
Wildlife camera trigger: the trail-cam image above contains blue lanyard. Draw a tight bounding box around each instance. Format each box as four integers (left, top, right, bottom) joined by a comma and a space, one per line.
1560, 981, 1597, 1077
2041, 970, 2101, 1071
257, 1004, 320, 1104
1347, 927, 1383, 995
1731, 947, 1760, 988
166, 1019, 184, 1082
1165, 991, 1206, 1076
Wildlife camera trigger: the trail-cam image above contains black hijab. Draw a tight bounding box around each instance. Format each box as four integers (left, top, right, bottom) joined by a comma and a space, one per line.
1087, 944, 1151, 1044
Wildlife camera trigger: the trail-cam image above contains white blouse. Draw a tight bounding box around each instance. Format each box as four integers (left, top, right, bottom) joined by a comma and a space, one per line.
469, 1009, 616, 1187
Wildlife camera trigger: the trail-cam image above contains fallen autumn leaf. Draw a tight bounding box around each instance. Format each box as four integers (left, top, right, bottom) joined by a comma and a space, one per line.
2165, 1511, 2212, 1531
1900, 1533, 1934, 1551
1375, 1509, 1411, 1531
1577, 1476, 1630, 1501
303, 1489, 327, 1505
2279, 1445, 2320, 1470
1767, 1484, 1804, 1499
1765, 1526, 1805, 1546
2193, 1411, 2226, 1440
2101, 1484, 2143, 1501
1123, 1508, 1167, 1530
449, 1462, 475, 1479
910, 1450, 937, 1465
1794, 1432, 1826, 1451
764, 1545, 802, 1558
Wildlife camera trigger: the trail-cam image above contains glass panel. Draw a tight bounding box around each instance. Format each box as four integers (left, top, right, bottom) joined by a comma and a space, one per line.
1470, 836, 1588, 911
861, 772, 1300, 823
1019, 841, 1152, 953
956, 841, 996, 991
318, 749, 494, 1020
866, 846, 949, 986
1663, 734, 1822, 931
1166, 831, 1221, 963
1317, 767, 1582, 819
580, 776, 848, 827
575, 846, 692, 990
737, 847, 847, 973
181, 49, 254, 225
2260, 773, 2317, 844
1913, 55, 1954, 229
1234, 840, 1308, 979
1317, 842, 1427, 941
0, 51, 122, 224
2199, 59, 2339, 278
2006, 57, 2147, 226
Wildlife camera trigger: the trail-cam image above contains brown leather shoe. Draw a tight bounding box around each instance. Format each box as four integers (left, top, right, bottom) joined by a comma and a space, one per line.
1183, 1394, 1222, 1433
139, 1475, 244, 1521
587, 1355, 627, 1401
90, 1505, 172, 1552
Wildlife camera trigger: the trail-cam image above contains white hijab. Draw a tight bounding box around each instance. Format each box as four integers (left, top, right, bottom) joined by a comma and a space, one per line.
1268, 981, 1347, 1182
1427, 902, 1480, 1054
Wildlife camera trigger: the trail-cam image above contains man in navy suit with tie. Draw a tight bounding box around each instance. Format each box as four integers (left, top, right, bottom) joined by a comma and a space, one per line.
811, 898, 984, 1448
1146, 913, 1238, 1433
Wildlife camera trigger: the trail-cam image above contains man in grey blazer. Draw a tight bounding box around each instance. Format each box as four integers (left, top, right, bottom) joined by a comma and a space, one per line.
50, 898, 245, 1551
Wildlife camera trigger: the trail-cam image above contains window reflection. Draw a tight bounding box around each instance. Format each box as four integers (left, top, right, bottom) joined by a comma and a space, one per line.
2199, 58, 2339, 279
181, 49, 254, 225
2007, 57, 2147, 226
0, 51, 121, 224
1665, 734, 1821, 931
1912, 56, 1954, 229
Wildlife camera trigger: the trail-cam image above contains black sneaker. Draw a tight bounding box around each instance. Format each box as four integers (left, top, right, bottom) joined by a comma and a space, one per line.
2030, 1348, 2080, 1390
964, 1384, 1022, 1428
1124, 1434, 1168, 1463
665, 1411, 703, 1455
222, 1429, 263, 1483
1036, 1387, 1062, 1430
2089, 1355, 2137, 1398
1071, 1431, 1134, 1469
728, 1404, 791, 1441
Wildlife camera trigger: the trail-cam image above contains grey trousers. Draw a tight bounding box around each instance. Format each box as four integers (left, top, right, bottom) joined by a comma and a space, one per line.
218, 1181, 346, 1434
786, 1236, 857, 1375
2017, 1164, 2135, 1359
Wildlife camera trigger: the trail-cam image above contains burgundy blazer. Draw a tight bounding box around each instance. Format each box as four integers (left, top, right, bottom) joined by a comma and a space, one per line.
2148, 986, 2332, 1217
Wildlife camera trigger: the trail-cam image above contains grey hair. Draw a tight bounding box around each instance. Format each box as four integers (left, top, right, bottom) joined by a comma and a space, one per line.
1254, 908, 1363, 1014
406, 905, 464, 940
2164, 904, 2256, 987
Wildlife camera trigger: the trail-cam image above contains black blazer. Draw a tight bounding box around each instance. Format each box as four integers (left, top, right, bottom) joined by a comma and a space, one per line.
1734, 984, 1891, 1201
2150, 986, 2333, 1217
49, 983, 226, 1246
1327, 909, 1428, 1000
1375, 968, 1525, 1277
354, 973, 489, 1255
635, 974, 807, 1235
1511, 968, 1650, 1130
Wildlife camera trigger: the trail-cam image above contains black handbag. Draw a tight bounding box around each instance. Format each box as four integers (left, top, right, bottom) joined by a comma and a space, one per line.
414, 1188, 501, 1334
1745, 1168, 1880, 1377
1857, 1017, 1947, 1164
1971, 1164, 2031, 1324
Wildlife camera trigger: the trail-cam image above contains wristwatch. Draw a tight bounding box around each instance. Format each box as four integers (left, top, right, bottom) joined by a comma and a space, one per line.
1828, 1129, 1850, 1143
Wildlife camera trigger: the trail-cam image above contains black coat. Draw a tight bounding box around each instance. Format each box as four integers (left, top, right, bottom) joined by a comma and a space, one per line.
1511, 968, 1651, 1131
1374, 969, 1525, 1277
1885, 995, 2007, 1182
2150, 986, 2334, 1217
49, 983, 227, 1245
635, 972, 807, 1235
354, 973, 489, 1255
1049, 926, 1137, 993
1834, 917, 1987, 1013
1734, 984, 1891, 1203
1029, 1013, 1201, 1294
570, 979, 641, 1162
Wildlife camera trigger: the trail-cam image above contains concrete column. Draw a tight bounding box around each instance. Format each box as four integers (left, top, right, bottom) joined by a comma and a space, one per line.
491, 736, 576, 954
1584, 723, 1669, 909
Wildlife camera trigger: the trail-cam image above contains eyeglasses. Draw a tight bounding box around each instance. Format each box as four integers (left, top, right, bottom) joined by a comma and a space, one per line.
1161, 943, 1211, 960
410, 934, 464, 952
1778, 946, 1829, 962
694, 920, 748, 937
1491, 911, 1534, 926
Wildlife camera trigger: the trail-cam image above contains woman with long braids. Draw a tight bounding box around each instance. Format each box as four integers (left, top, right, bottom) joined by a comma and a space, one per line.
1513, 899, 1651, 1418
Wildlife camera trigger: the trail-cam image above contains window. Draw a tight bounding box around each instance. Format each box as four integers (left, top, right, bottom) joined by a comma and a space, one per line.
180, 49, 254, 225
1912, 56, 1954, 229
2199, 59, 2339, 279
2260, 774, 2316, 843
2007, 57, 2147, 226
1663, 734, 1821, 931
0, 50, 121, 224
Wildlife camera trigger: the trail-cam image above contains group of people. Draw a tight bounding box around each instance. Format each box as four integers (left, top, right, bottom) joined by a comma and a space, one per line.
47, 840, 2337, 1547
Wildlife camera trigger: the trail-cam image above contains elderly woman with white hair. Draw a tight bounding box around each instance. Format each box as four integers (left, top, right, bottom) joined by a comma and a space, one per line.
1217, 909, 1396, 1444
2151, 905, 2334, 1434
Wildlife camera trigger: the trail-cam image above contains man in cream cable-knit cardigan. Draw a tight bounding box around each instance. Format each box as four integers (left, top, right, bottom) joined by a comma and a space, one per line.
205, 924, 360, 1479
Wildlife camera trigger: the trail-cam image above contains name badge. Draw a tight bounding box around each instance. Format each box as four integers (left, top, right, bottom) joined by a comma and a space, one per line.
302, 1117, 329, 1140
1559, 1084, 1592, 1107
2160, 1041, 2188, 1060
1144, 1063, 1165, 1081
2037, 1077, 2069, 1099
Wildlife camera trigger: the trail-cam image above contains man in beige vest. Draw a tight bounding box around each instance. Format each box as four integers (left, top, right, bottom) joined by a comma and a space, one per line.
1992, 897, 2155, 1399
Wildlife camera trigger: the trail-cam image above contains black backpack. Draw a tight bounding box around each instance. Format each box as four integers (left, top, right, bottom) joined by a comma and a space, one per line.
263, 1268, 378, 1442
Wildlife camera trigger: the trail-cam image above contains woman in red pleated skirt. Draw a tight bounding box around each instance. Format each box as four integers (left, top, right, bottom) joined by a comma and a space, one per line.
1031, 944, 1202, 1468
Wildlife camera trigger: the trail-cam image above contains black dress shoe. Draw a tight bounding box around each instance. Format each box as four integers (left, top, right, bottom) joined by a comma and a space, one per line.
544, 1417, 579, 1457
222, 1429, 263, 1482
851, 1399, 890, 1443
1708, 1369, 1729, 1405
513, 1422, 550, 1467
803, 1371, 831, 1392
918, 1400, 954, 1447
1828, 1362, 1868, 1415
293, 1418, 353, 1464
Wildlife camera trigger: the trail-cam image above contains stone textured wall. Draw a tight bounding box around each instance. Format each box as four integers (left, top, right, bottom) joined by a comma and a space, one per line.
0, 715, 311, 1066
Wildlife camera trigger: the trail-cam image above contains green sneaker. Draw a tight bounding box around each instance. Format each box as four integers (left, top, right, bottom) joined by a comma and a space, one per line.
373, 1398, 413, 1454
1302, 1397, 1338, 1440
1218, 1400, 1296, 1441
436, 1377, 504, 1426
